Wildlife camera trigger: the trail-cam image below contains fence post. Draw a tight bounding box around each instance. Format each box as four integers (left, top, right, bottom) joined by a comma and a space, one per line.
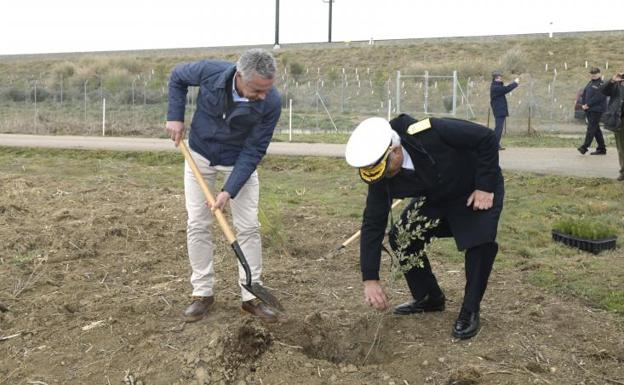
395, 70, 401, 115
452, 70, 457, 116
132, 78, 137, 129
84, 80, 89, 131
33, 80, 37, 134
102, 98, 106, 136
289, 98, 292, 142
424, 71, 429, 114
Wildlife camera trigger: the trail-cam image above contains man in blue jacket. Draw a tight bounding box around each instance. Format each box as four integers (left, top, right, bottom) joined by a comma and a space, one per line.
166, 49, 282, 323
490, 70, 519, 150
578, 67, 608, 155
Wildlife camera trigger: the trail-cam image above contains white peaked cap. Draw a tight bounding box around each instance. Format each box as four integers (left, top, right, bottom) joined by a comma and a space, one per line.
345, 117, 395, 168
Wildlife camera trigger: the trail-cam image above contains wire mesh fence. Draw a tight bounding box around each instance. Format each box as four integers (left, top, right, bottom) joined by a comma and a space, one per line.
0, 64, 595, 138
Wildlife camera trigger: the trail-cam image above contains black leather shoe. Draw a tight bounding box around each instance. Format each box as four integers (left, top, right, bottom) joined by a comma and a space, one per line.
577, 146, 588, 155
452, 307, 480, 340
590, 150, 606, 155
393, 293, 445, 315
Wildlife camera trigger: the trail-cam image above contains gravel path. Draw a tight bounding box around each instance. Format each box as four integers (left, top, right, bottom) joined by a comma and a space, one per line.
1, 133, 620, 179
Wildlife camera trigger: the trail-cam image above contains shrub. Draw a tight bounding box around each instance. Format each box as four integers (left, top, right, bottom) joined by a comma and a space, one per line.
117, 58, 144, 75
552, 218, 617, 240
442, 95, 453, 112
501, 46, 528, 75
289, 62, 305, 81
31, 86, 50, 102
5, 87, 27, 102
103, 68, 132, 94
117, 88, 163, 105
51, 62, 76, 78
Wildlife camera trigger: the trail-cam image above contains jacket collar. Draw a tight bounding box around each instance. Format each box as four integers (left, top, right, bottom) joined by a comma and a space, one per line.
213, 65, 237, 91
204, 65, 238, 106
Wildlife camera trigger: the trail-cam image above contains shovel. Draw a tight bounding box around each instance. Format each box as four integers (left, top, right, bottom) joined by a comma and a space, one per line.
328, 199, 404, 258
179, 141, 284, 312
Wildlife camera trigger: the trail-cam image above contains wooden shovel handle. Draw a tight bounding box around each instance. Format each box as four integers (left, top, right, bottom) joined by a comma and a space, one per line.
179, 141, 237, 244
339, 199, 403, 249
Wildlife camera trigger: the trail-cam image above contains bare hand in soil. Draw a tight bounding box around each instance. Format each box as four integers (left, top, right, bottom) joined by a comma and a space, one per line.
363, 280, 389, 311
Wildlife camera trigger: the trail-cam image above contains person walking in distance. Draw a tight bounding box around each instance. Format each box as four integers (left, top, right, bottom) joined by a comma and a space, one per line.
166, 49, 282, 323
490, 70, 519, 150
578, 67, 608, 155
600, 71, 624, 179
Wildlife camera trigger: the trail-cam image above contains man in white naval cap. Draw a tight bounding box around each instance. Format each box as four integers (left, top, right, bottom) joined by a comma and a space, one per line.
345, 114, 504, 340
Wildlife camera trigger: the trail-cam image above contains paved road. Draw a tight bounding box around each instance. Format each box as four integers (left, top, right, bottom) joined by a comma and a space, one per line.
0, 133, 620, 179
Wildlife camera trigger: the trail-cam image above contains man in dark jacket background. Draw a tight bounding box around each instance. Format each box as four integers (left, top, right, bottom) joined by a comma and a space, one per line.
490, 70, 519, 150
166, 48, 282, 323
600, 71, 624, 179
578, 67, 608, 155
345, 115, 504, 340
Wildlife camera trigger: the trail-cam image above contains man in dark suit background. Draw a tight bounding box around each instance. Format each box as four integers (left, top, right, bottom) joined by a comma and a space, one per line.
490, 70, 519, 150
578, 67, 608, 155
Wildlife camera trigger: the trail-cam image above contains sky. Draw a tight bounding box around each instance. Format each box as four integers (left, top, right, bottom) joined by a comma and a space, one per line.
2, 0, 623, 55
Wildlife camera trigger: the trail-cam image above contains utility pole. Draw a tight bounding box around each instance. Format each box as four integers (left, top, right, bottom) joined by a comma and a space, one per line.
322, 0, 334, 43
274, 0, 280, 49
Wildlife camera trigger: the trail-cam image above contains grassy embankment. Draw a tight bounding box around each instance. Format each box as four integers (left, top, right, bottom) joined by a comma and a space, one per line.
1, 31, 624, 137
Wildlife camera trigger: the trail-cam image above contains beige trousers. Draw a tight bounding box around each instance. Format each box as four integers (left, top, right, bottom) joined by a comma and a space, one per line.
184, 148, 262, 302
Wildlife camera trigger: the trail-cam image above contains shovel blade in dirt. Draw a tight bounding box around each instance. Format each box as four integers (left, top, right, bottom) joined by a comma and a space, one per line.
231, 241, 284, 312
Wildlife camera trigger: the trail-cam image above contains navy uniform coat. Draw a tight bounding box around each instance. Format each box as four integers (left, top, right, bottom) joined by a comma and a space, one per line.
359, 114, 504, 281
490, 80, 518, 117
581, 78, 607, 113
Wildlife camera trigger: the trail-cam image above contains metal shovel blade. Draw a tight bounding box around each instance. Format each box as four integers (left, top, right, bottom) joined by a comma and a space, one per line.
231, 241, 285, 313
243, 283, 285, 312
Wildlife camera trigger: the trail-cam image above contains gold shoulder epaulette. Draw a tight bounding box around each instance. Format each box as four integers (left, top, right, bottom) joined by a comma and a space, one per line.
407, 118, 432, 135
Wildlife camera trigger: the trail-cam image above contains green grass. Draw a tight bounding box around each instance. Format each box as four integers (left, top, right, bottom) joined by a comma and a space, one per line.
553, 217, 617, 240
1, 147, 623, 315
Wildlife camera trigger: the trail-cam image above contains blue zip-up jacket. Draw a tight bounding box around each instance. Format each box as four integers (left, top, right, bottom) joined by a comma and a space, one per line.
580, 78, 607, 113
490, 80, 518, 117
167, 60, 281, 198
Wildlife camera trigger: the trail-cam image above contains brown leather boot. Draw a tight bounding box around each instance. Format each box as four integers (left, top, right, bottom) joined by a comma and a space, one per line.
241, 298, 278, 323
183, 296, 214, 322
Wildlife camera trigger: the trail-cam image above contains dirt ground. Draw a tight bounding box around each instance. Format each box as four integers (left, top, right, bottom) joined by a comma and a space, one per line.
1, 172, 624, 385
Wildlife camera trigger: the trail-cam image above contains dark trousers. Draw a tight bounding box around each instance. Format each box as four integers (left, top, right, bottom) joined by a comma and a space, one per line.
494, 116, 506, 149
389, 201, 498, 313
581, 111, 606, 151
